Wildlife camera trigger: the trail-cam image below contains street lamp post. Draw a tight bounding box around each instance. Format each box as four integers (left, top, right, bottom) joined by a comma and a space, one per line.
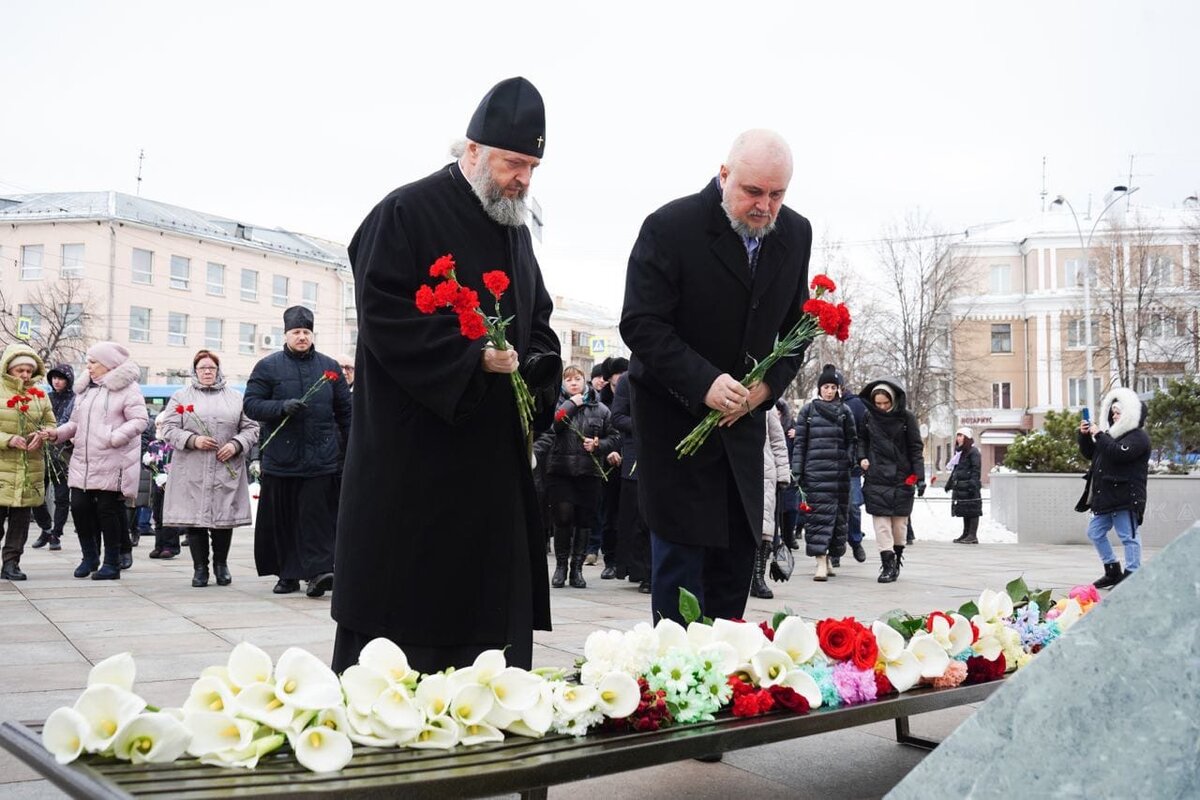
1050, 185, 1139, 418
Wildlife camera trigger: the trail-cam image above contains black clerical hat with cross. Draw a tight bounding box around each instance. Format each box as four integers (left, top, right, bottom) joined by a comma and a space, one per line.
466, 77, 545, 159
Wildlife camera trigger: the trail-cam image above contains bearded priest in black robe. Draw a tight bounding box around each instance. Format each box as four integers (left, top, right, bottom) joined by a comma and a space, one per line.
331, 77, 562, 674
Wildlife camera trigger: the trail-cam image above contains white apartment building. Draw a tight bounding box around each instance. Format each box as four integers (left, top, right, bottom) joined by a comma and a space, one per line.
547, 295, 628, 379
0, 192, 355, 384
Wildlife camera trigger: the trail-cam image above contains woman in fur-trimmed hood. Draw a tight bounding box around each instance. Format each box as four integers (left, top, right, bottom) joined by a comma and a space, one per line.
1076, 385, 1150, 590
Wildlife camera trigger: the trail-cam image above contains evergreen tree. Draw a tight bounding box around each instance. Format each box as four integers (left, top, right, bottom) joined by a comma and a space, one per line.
1002, 409, 1087, 473
1146, 377, 1200, 471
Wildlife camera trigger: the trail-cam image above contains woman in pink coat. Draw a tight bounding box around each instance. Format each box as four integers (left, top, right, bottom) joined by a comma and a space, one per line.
44, 342, 148, 580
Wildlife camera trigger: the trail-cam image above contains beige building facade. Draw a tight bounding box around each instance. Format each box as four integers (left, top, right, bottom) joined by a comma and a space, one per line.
947, 203, 1199, 478
0, 192, 354, 384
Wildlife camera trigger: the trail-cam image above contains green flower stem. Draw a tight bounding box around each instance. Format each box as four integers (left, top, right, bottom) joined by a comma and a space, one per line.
259, 378, 331, 452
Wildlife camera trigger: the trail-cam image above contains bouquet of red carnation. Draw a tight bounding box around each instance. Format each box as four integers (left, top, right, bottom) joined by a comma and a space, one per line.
676, 275, 851, 457
416, 254, 535, 450
7, 386, 51, 494
175, 403, 238, 479
260, 370, 340, 452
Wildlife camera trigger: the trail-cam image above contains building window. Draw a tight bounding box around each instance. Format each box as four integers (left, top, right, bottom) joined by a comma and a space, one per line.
20, 245, 43, 280
989, 264, 1011, 294
302, 280, 319, 311
1147, 256, 1174, 287
990, 323, 1012, 354
1066, 318, 1101, 349
272, 275, 289, 307
1064, 257, 1098, 288
61, 243, 84, 278
170, 255, 190, 290
1145, 311, 1184, 339
349, 327, 359, 346
129, 306, 151, 343
17, 304, 42, 338
1137, 374, 1182, 394
132, 248, 153, 284
991, 382, 1012, 409
207, 262, 225, 296
61, 303, 83, 338
168, 312, 188, 346
1068, 377, 1103, 408
239, 323, 256, 355
572, 330, 591, 348
205, 318, 223, 349
241, 269, 258, 302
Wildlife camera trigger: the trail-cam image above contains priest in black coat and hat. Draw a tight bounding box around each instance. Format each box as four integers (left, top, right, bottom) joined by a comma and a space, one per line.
620, 129, 811, 626
331, 77, 562, 674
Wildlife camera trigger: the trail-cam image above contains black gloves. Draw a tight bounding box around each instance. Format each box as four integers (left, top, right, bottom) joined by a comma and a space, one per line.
281, 398, 307, 416
916, 481, 927, 497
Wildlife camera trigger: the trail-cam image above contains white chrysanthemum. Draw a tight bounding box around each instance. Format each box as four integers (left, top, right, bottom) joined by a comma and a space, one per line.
696, 641, 739, 677
112, 713, 191, 764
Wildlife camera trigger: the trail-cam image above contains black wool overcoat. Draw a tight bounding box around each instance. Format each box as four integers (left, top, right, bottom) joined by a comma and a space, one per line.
333, 163, 562, 648
620, 180, 811, 548
857, 378, 924, 517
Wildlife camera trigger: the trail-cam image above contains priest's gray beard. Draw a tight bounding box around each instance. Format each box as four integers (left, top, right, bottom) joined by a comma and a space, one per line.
721, 200, 777, 239
468, 161, 529, 228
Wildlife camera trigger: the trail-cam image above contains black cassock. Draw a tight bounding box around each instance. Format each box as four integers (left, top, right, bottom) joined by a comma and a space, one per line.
332, 163, 561, 674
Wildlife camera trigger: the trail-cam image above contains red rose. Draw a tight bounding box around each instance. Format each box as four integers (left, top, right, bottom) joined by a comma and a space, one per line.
817, 618, 857, 661
186, 405, 195, 413
810, 274, 837, 293
555, 407, 569, 423
482, 270, 510, 299
429, 254, 456, 279
758, 620, 775, 641
458, 311, 487, 340
432, 279, 461, 308
767, 685, 810, 714
905, 474, 918, 486
965, 654, 1007, 684
452, 287, 480, 315
852, 628, 879, 671
324, 370, 339, 382
926, 611, 954, 634
874, 671, 896, 697
415, 284, 437, 314
175, 404, 185, 414
799, 501, 812, 513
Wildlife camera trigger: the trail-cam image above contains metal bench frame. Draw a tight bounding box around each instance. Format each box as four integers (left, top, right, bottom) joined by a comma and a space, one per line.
1, 681, 999, 799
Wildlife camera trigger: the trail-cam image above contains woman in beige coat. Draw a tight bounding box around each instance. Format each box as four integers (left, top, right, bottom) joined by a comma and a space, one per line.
157, 350, 259, 587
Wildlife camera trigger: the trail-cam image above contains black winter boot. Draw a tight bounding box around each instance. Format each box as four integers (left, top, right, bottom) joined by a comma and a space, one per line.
74, 532, 100, 578
551, 526, 571, 588
569, 529, 589, 588
891, 545, 905, 580
751, 542, 773, 598
92, 549, 121, 581
1092, 561, 1123, 589
877, 551, 896, 583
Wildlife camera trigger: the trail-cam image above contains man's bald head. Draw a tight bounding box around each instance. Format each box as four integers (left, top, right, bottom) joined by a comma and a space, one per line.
719, 129, 794, 238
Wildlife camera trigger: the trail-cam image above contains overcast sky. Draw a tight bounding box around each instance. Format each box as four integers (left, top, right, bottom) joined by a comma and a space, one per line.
4, 1, 1197, 311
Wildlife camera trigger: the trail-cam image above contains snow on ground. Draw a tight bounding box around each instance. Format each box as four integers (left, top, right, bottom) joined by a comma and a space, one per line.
866, 488, 1017, 544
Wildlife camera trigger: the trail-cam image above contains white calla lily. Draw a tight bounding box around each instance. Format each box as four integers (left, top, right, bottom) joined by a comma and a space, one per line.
869, 622, 921, 693
459, 721, 505, 746
696, 641, 739, 677
344, 707, 398, 747
291, 726, 353, 773
274, 648, 342, 711
595, 672, 640, 719
779, 669, 824, 709
977, 589, 1015, 622
340, 664, 390, 715
686, 621, 716, 650
711, 618, 768, 662
552, 681, 598, 716
470, 650, 507, 683
409, 716, 460, 749
652, 618, 689, 655
87, 653, 136, 692
42, 707, 88, 764
358, 638, 418, 687
972, 633, 1002, 661
288, 710, 318, 735
489, 667, 543, 711
516, 681, 554, 736
183, 711, 255, 756
907, 633, 951, 679
749, 647, 795, 688
113, 713, 191, 764
948, 614, 975, 655
371, 687, 424, 735
198, 731, 284, 769
871, 622, 905, 661
483, 700, 521, 729
199, 665, 233, 689
773, 617, 819, 665
314, 707, 350, 734
234, 682, 294, 730
183, 676, 238, 716
227, 642, 273, 689
450, 683, 495, 726
415, 674, 453, 718
73, 685, 147, 752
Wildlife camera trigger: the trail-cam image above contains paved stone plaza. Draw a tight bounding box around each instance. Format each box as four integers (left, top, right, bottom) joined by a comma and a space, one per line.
0, 525, 1159, 799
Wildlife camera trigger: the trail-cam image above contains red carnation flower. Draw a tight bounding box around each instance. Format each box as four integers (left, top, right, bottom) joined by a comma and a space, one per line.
767, 685, 810, 714
482, 270, 510, 299
817, 618, 857, 661
554, 407, 569, 423
905, 474, 918, 486
874, 671, 896, 697
429, 254, 456, 279
458, 311, 487, 340
816, 305, 841, 337
186, 405, 195, 413
452, 287, 480, 316
834, 303, 852, 341
810, 274, 837, 293
799, 501, 812, 513
432, 279, 461, 308
965, 653, 1007, 684
802, 298, 832, 317
852, 628, 879, 671
5, 398, 16, 408
19, 404, 29, 413
727, 675, 754, 697
758, 620, 775, 641
324, 370, 339, 382
415, 284, 437, 314
175, 404, 185, 414
28, 387, 45, 398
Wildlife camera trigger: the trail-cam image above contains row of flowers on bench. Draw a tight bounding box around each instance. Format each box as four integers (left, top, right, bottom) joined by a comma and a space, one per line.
41, 581, 1100, 774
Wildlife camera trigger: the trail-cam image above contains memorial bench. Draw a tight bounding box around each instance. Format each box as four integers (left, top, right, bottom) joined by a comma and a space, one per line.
0, 681, 999, 799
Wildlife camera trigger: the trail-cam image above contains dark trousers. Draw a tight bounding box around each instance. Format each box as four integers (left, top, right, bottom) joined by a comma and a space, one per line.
71, 489, 127, 564
848, 472, 864, 545
617, 479, 650, 582
32, 473, 70, 536
650, 476, 756, 625
187, 528, 233, 567
599, 474, 621, 565
255, 474, 338, 579
0, 507, 32, 565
